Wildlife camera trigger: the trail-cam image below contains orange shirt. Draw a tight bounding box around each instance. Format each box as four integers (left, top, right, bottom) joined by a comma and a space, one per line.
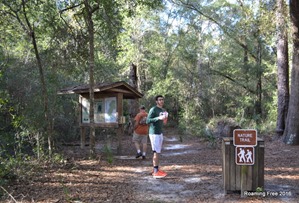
134, 112, 149, 135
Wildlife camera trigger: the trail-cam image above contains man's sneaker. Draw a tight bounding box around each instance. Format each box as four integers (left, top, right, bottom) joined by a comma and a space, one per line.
135, 152, 142, 158
158, 169, 167, 175
152, 170, 167, 178
142, 156, 146, 159
150, 169, 165, 175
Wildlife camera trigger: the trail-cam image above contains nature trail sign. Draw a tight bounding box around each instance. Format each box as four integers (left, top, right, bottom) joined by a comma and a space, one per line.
233, 129, 257, 146
233, 129, 257, 165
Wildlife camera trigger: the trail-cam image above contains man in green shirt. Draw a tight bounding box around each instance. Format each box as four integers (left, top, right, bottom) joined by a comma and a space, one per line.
146, 95, 168, 178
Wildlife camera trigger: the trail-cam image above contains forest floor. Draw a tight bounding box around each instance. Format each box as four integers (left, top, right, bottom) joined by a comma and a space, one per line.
2, 127, 299, 203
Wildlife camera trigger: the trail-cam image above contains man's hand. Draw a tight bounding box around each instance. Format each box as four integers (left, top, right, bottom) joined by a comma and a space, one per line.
158, 115, 165, 120
158, 112, 168, 120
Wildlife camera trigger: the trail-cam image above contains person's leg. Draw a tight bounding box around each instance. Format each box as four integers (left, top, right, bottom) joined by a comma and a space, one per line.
153, 152, 159, 173
149, 134, 159, 172
134, 142, 141, 152
142, 143, 147, 158
141, 135, 148, 159
149, 134, 166, 176
152, 151, 166, 178
135, 142, 142, 158
133, 133, 142, 158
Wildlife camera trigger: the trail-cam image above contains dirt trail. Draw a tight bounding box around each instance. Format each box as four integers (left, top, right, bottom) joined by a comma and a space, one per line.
3, 128, 299, 202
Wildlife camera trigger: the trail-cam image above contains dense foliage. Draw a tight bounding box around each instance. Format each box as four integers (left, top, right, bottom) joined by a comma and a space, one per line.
0, 0, 296, 191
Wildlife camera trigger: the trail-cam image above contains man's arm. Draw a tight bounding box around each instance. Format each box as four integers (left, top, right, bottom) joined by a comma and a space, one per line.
146, 107, 164, 124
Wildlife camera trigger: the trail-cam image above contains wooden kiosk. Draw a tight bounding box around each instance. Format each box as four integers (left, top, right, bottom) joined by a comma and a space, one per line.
58, 81, 143, 152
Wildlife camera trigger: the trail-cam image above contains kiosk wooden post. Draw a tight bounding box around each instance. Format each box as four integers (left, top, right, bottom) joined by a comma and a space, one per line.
80, 126, 86, 149
116, 93, 123, 154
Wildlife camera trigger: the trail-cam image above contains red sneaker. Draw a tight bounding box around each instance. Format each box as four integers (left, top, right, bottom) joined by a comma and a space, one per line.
152, 170, 167, 178
158, 170, 167, 175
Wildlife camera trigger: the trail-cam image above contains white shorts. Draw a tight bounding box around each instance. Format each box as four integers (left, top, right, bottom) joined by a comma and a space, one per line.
149, 134, 163, 153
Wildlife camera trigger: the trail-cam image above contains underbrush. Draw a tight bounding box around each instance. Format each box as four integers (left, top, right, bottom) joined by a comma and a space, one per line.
0, 154, 35, 198
178, 115, 275, 147
0, 152, 68, 199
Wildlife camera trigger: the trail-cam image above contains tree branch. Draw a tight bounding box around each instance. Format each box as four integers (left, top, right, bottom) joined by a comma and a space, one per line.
170, 0, 257, 60
22, 0, 33, 36
2, 1, 29, 35
0, 186, 17, 203
209, 68, 256, 94
59, 3, 83, 14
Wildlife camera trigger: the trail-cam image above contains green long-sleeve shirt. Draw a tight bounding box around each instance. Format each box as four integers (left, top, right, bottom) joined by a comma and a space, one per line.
146, 106, 164, 134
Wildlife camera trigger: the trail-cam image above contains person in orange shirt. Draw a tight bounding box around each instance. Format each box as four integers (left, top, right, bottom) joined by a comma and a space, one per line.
133, 105, 149, 159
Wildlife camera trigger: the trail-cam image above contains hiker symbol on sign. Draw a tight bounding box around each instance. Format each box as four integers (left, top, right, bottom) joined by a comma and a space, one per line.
235, 146, 254, 165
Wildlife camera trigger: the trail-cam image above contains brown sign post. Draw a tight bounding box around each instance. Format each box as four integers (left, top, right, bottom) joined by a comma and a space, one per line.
222, 129, 264, 196
233, 129, 258, 197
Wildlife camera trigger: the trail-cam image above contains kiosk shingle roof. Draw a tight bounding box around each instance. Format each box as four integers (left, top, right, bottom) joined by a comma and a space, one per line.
58, 81, 143, 99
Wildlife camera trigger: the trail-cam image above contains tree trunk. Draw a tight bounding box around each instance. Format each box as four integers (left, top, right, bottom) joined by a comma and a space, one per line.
129, 62, 139, 116
284, 0, 299, 145
84, 0, 96, 155
21, 0, 52, 155
255, 40, 262, 123
276, 0, 289, 136
128, 63, 139, 135
31, 31, 52, 156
